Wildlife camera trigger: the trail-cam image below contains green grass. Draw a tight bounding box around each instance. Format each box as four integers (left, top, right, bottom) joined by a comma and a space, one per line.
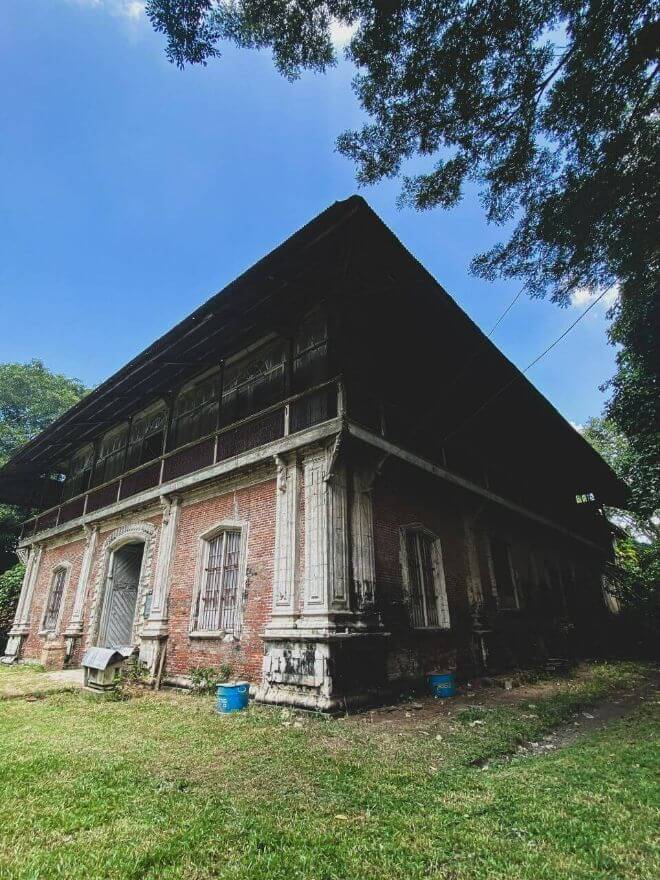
0, 661, 657, 879
0, 663, 78, 701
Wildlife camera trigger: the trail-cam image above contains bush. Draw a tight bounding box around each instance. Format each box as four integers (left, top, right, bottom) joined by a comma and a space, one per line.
0, 563, 24, 652
606, 536, 659, 658
189, 664, 232, 695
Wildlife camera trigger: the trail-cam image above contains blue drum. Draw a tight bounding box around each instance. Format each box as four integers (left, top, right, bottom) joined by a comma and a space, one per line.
216, 681, 250, 713
428, 672, 456, 698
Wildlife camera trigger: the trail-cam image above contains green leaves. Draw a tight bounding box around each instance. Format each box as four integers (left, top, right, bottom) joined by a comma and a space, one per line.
145, 1, 658, 501
0, 360, 88, 468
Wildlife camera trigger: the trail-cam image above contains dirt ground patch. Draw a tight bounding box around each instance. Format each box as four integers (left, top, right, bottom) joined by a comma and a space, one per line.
336, 662, 658, 739
508, 671, 660, 759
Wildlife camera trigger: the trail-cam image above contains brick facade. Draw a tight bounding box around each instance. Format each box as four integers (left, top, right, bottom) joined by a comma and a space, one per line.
9, 445, 610, 705
2, 198, 619, 709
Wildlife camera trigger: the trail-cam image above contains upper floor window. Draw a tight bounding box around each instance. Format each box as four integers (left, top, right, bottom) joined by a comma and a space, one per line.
41, 567, 68, 632
293, 309, 328, 391
171, 375, 219, 450
490, 536, 520, 610
92, 427, 128, 487
191, 527, 245, 636
125, 404, 167, 470
62, 445, 93, 501
221, 339, 287, 427
401, 528, 450, 628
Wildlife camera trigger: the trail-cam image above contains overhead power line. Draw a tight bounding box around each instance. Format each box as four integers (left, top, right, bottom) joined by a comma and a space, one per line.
442, 283, 616, 444
487, 283, 527, 336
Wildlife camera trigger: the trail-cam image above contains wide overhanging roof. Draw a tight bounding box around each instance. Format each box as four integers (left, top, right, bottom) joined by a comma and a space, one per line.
0, 195, 627, 509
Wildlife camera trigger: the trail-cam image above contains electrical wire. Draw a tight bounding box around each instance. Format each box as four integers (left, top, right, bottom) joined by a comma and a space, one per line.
441, 283, 616, 444
487, 283, 527, 336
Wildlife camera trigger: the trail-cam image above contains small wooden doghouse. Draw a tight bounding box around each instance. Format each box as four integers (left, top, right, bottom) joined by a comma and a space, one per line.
81, 647, 126, 692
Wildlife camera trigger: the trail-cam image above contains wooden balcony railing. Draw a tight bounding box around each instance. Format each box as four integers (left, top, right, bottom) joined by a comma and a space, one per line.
20, 379, 340, 540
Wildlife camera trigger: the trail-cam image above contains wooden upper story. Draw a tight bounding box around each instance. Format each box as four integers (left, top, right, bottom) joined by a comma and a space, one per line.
0, 197, 625, 548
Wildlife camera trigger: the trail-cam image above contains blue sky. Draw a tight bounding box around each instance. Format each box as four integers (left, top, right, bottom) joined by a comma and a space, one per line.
1, 0, 618, 425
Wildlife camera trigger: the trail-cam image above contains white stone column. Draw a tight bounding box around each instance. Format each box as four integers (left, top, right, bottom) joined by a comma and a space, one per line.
64, 526, 99, 640
300, 448, 350, 630
463, 513, 484, 607
268, 454, 299, 631
3, 544, 43, 660
139, 495, 181, 670
350, 466, 377, 616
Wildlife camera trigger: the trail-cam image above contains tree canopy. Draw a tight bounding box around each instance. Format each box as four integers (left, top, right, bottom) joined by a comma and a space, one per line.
0, 360, 89, 572
0, 360, 88, 467
582, 415, 658, 535
147, 0, 659, 500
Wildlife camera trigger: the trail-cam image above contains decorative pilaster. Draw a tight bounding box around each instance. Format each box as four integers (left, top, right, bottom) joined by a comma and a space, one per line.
257, 442, 390, 712
268, 454, 299, 630
463, 514, 484, 607
64, 526, 99, 649
3, 544, 43, 661
350, 466, 377, 621
139, 495, 181, 671
300, 449, 350, 630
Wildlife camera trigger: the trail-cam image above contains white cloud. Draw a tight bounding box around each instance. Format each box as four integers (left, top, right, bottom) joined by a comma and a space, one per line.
570, 284, 619, 312
67, 0, 145, 20
329, 18, 357, 48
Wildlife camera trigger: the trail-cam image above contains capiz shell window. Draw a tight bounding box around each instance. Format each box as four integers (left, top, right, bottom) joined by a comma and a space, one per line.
125, 406, 167, 470
62, 446, 93, 501
193, 528, 244, 635
92, 427, 128, 487
293, 308, 328, 391
221, 339, 287, 427
171, 376, 219, 450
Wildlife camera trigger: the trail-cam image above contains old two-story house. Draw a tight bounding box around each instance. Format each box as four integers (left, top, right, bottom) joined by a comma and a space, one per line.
0, 197, 625, 710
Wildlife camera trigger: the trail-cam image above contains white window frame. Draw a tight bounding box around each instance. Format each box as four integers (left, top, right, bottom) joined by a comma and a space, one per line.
189, 519, 249, 639
39, 562, 72, 635
399, 525, 451, 629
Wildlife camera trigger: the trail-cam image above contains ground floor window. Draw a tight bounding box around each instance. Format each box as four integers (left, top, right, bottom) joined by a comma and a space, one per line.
490, 536, 520, 610
42, 567, 67, 632
401, 528, 450, 629
192, 528, 244, 635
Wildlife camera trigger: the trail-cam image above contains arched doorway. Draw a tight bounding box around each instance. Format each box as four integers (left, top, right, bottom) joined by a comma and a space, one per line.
98, 542, 145, 649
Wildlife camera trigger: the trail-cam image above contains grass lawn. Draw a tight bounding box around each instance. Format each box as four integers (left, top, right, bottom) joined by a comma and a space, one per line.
0, 661, 658, 879
0, 663, 80, 701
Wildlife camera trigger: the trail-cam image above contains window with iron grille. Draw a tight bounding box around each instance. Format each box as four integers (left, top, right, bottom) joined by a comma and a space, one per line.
401, 529, 450, 628
42, 567, 67, 632
171, 377, 219, 450
193, 529, 243, 635
125, 406, 167, 470
62, 446, 93, 500
221, 340, 287, 427
490, 536, 520, 610
92, 427, 128, 486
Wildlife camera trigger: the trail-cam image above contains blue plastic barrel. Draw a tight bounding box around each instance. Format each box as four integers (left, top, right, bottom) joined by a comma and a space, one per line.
428, 672, 456, 698
216, 681, 250, 713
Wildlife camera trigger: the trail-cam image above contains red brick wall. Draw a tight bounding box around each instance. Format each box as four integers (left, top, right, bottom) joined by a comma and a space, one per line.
371, 461, 609, 678
165, 479, 276, 683
22, 537, 86, 662
72, 513, 163, 666
372, 467, 472, 680
19, 479, 276, 682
